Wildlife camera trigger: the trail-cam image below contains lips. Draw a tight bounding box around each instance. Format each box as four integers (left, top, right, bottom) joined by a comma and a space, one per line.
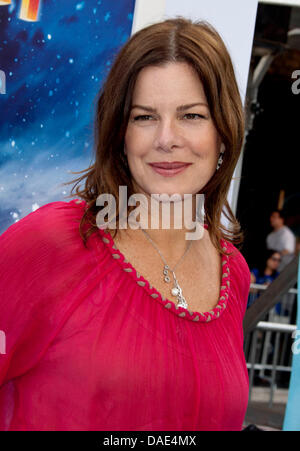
148, 161, 192, 177
149, 162, 192, 169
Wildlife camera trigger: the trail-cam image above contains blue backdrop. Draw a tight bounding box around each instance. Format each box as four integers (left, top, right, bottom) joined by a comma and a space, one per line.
0, 0, 135, 234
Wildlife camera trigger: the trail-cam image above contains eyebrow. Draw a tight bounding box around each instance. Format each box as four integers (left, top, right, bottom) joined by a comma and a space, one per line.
131, 102, 208, 112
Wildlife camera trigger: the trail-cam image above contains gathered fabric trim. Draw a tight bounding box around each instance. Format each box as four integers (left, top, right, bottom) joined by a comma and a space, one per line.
96, 226, 231, 323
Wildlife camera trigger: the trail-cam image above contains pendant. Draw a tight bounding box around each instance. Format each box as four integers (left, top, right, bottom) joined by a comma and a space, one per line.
163, 265, 171, 283
177, 297, 188, 309
171, 273, 188, 309
162, 265, 188, 309
171, 287, 180, 296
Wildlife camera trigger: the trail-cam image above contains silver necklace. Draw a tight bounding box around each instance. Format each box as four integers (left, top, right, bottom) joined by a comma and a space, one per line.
140, 228, 193, 309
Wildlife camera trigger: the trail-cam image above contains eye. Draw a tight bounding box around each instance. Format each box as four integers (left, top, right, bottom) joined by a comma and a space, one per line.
183, 113, 206, 120
133, 115, 154, 121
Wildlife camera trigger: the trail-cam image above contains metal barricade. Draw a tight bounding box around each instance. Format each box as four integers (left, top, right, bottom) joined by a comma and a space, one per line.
245, 284, 298, 407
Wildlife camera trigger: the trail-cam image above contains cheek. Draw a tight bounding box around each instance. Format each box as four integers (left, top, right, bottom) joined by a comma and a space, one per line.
125, 127, 149, 159
191, 128, 220, 159
192, 143, 218, 166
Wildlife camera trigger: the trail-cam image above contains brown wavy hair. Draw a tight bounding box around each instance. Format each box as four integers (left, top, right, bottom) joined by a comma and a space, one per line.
64, 17, 245, 255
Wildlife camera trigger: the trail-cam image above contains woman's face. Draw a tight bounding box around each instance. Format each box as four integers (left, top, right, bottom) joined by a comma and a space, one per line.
267, 252, 281, 271
124, 62, 222, 198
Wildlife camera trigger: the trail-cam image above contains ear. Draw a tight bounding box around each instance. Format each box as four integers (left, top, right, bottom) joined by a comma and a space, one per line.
124, 146, 127, 156
220, 143, 225, 153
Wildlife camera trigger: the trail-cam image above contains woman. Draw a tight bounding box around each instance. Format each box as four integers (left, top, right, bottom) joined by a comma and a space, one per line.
249, 249, 281, 310
0, 18, 250, 431
250, 249, 281, 286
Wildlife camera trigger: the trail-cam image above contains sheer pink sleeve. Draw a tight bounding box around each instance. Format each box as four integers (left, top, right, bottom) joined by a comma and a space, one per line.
0, 200, 98, 386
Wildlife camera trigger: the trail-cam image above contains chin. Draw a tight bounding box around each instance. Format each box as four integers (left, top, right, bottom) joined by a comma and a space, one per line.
148, 187, 187, 197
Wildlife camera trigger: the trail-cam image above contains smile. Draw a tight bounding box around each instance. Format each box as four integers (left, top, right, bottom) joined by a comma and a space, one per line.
148, 162, 192, 177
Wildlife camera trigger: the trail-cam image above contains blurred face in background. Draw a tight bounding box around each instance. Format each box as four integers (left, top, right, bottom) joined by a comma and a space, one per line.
266, 252, 281, 271
270, 211, 284, 230
124, 62, 223, 199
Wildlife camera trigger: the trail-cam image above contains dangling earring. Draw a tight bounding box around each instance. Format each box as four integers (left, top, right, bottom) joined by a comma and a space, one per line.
216, 145, 225, 171
216, 153, 224, 170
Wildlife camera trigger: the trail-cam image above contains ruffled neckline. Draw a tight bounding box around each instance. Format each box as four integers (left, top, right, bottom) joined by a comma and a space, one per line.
97, 227, 230, 323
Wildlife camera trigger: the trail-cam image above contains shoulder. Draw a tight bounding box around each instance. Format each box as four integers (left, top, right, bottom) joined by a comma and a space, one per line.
2, 198, 87, 231
226, 241, 250, 273
283, 226, 295, 238
225, 241, 251, 311
0, 199, 92, 281
227, 243, 250, 280
1, 199, 87, 248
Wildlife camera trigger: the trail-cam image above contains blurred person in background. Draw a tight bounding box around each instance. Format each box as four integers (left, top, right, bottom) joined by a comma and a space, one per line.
296, 236, 300, 255
248, 249, 281, 308
250, 249, 281, 285
266, 210, 296, 272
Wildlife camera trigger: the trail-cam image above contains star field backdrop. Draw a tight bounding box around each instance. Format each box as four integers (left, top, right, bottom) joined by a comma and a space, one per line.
0, 0, 135, 234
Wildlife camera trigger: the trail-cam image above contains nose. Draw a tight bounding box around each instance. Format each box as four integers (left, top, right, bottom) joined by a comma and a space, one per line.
153, 118, 183, 152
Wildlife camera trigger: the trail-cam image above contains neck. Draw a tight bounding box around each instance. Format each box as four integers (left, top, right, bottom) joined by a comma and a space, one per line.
119, 193, 204, 261
140, 226, 194, 261
274, 224, 284, 231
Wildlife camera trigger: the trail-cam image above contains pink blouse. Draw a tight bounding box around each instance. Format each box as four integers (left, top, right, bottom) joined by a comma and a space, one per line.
0, 199, 250, 431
